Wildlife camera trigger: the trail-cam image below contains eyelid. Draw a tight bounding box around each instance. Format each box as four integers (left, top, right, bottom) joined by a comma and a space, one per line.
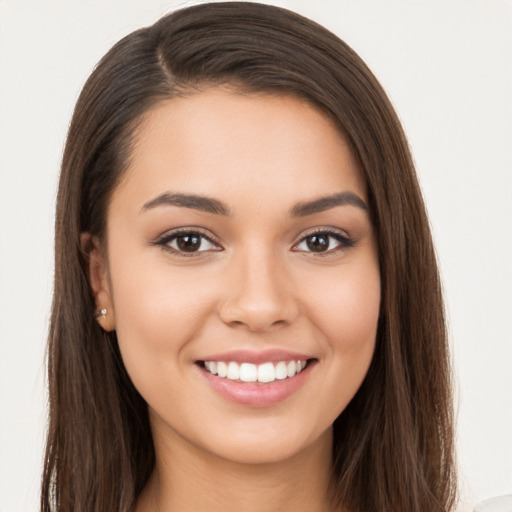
152, 227, 223, 255
151, 225, 354, 256
292, 226, 355, 254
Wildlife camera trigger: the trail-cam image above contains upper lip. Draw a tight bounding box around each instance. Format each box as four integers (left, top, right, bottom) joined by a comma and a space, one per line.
197, 349, 314, 365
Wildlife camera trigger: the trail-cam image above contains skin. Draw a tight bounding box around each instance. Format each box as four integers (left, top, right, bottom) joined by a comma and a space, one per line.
85, 88, 381, 512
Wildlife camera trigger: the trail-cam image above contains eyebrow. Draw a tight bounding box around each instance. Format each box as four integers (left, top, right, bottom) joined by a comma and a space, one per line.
141, 192, 231, 216
289, 191, 368, 217
141, 190, 367, 217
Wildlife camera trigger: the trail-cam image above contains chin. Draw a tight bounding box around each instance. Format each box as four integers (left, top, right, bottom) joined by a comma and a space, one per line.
192, 420, 333, 467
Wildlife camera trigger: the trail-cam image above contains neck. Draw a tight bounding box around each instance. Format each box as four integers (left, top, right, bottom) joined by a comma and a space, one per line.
136, 428, 337, 512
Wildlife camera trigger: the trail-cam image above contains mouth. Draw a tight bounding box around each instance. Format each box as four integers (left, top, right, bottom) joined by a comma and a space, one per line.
195, 357, 317, 406
197, 359, 311, 384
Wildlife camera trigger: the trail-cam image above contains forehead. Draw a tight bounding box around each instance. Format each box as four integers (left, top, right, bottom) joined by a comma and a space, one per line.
115, 88, 366, 212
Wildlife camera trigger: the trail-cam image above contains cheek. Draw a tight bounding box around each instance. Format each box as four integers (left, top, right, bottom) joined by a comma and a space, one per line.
283, 259, 380, 432
303, 263, 381, 354
325, 279, 379, 402
108, 260, 223, 414
311, 266, 380, 415
109, 256, 218, 367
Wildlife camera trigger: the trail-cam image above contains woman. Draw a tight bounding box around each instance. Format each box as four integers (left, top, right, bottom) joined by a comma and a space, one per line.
42, 2, 457, 511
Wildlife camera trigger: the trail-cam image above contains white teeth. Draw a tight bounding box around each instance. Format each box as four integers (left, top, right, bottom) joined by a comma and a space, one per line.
227, 362, 240, 380
258, 362, 275, 383
217, 361, 227, 378
275, 361, 288, 380
239, 363, 257, 382
203, 359, 308, 383
287, 360, 296, 377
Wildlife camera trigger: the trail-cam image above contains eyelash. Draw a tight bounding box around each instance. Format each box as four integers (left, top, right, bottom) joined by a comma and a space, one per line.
153, 227, 355, 257
292, 228, 355, 256
153, 228, 221, 257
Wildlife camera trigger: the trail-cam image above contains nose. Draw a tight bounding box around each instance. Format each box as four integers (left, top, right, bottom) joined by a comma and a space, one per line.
218, 246, 299, 332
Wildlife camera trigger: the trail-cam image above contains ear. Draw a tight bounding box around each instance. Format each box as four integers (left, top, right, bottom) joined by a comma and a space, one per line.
81, 232, 116, 331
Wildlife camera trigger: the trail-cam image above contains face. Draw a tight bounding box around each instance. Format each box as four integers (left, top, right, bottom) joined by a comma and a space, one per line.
89, 88, 380, 465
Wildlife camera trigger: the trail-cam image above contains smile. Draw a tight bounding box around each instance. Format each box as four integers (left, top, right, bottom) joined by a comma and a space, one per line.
203, 360, 307, 383
197, 356, 315, 406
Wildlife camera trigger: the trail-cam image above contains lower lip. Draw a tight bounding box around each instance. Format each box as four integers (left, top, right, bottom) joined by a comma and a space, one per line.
199, 363, 313, 407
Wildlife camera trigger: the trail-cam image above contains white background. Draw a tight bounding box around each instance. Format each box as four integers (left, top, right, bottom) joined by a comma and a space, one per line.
0, 1, 511, 511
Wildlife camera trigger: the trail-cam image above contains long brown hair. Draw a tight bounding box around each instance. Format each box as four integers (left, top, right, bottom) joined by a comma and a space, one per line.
42, 2, 457, 511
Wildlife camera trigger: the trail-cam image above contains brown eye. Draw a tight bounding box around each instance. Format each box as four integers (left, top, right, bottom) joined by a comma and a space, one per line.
176, 234, 202, 252
293, 230, 354, 254
157, 230, 221, 255
305, 234, 330, 252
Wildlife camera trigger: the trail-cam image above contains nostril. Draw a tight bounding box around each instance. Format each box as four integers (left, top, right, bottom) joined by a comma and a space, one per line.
217, 269, 300, 332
